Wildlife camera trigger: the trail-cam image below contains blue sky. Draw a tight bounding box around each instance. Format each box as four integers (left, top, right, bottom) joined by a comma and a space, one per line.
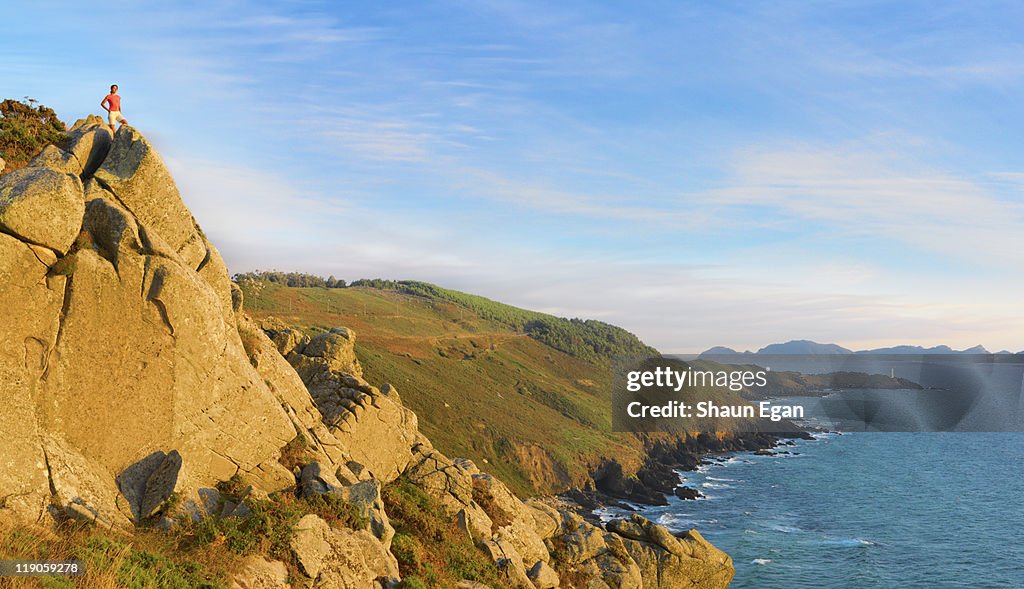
4, 1, 1023, 353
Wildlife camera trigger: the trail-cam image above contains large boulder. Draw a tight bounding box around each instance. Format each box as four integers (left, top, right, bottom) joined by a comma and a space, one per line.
471, 471, 549, 566
342, 480, 397, 553
405, 449, 492, 542
607, 515, 734, 589
329, 385, 420, 484
0, 167, 84, 253
65, 116, 113, 178
115, 449, 183, 522
290, 514, 399, 588
29, 119, 111, 179
478, 536, 533, 589
230, 556, 289, 589
298, 328, 362, 377
528, 560, 560, 589
93, 126, 207, 268
551, 512, 642, 589
0, 126, 323, 527
523, 499, 562, 541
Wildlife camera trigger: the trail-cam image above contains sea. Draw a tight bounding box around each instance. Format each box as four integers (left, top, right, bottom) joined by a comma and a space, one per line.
600, 431, 1024, 588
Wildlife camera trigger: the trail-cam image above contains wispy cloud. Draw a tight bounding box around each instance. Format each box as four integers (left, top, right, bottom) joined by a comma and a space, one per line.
7, 0, 1023, 352
703, 139, 1024, 265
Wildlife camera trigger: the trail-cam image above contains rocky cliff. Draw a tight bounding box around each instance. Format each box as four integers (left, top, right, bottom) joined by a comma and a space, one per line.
0, 120, 734, 588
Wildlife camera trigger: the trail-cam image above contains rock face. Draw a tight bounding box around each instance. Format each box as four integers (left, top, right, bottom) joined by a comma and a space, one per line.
230, 556, 290, 589
0, 126, 298, 526
0, 124, 734, 589
267, 322, 421, 484
28, 116, 112, 179
559, 514, 734, 589
93, 126, 208, 268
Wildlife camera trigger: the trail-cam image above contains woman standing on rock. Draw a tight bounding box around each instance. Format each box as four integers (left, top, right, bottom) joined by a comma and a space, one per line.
100, 84, 128, 134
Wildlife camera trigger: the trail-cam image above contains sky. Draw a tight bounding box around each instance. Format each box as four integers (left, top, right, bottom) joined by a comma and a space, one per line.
3, 1, 1023, 353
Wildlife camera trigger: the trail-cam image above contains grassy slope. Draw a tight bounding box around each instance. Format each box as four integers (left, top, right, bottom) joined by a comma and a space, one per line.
242, 283, 647, 496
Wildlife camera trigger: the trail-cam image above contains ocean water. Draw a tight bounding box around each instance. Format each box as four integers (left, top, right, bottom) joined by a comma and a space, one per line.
611, 432, 1024, 588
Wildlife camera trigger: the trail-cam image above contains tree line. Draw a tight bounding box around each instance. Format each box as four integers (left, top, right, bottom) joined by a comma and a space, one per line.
232, 270, 346, 289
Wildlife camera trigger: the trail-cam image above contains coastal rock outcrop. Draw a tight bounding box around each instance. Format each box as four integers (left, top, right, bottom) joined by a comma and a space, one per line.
0, 126, 301, 526
274, 324, 420, 484
548, 512, 734, 589
0, 124, 735, 589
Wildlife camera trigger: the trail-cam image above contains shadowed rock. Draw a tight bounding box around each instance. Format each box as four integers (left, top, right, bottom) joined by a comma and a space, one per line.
116, 450, 183, 522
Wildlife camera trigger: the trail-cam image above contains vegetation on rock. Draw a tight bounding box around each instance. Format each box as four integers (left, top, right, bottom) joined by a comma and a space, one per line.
0, 98, 69, 176
383, 476, 501, 588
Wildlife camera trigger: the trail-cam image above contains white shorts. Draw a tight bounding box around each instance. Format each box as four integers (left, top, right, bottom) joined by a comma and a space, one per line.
108, 110, 126, 125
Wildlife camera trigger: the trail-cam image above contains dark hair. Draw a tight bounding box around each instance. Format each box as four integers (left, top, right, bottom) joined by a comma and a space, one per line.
110, 84, 118, 92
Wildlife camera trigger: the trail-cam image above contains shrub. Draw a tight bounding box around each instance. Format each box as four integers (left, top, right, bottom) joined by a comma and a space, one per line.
391, 533, 424, 570
278, 433, 311, 472
0, 521, 235, 589
382, 476, 500, 587
0, 97, 68, 175
47, 255, 77, 277
302, 491, 367, 530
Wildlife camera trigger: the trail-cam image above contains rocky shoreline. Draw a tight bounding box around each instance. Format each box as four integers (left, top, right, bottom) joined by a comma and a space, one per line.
565, 431, 813, 520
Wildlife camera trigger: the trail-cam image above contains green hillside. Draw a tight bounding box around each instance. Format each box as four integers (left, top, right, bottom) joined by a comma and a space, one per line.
238, 280, 653, 496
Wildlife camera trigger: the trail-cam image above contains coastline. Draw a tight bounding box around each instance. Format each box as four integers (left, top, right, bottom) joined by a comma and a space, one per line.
562, 430, 812, 522
604, 432, 1024, 588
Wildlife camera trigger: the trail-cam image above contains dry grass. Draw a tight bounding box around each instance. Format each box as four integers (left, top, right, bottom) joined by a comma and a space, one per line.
0, 519, 242, 588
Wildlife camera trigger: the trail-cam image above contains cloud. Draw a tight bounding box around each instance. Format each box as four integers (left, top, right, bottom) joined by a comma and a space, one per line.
702, 139, 1024, 265
11, 1, 1022, 354
164, 154, 351, 246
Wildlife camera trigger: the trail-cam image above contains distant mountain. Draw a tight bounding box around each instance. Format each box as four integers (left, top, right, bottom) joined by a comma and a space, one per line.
702, 346, 740, 355
702, 340, 999, 356
756, 340, 852, 355
855, 344, 989, 355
